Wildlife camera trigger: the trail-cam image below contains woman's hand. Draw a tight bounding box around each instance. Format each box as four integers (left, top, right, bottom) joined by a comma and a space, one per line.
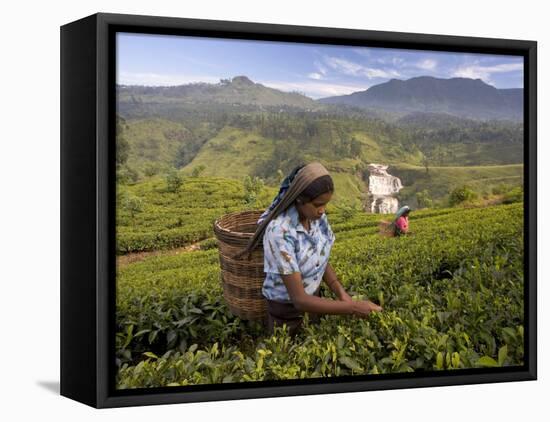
351, 300, 383, 318
281, 272, 383, 317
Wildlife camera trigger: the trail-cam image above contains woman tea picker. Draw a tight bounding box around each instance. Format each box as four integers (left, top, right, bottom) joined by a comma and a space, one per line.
379, 205, 411, 237
392, 205, 411, 236
234, 162, 382, 336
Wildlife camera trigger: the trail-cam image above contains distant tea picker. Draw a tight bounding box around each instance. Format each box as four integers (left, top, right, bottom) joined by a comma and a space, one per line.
379, 205, 412, 237
234, 162, 382, 335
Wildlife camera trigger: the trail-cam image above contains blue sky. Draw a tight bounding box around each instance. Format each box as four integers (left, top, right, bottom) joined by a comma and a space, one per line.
117, 32, 524, 99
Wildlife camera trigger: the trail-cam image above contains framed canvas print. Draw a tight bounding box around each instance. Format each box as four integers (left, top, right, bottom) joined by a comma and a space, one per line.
60, 12, 537, 408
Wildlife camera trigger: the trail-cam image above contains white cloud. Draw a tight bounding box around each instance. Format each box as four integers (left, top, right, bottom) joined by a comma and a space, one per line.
308, 72, 324, 80
324, 56, 400, 79
313, 60, 328, 76
416, 59, 437, 70
452, 62, 523, 83
372, 56, 406, 67
352, 48, 372, 57
262, 80, 369, 99
325, 57, 363, 75
117, 71, 221, 86
393, 57, 405, 66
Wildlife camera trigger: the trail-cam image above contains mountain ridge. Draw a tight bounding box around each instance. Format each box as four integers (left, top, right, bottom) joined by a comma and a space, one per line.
318, 76, 523, 120
117, 75, 320, 109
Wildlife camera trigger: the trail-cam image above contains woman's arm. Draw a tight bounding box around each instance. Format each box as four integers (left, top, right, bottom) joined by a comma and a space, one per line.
281, 272, 381, 317
322, 263, 352, 302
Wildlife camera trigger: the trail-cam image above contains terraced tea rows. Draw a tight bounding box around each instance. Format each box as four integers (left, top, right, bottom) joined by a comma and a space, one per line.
116, 201, 524, 388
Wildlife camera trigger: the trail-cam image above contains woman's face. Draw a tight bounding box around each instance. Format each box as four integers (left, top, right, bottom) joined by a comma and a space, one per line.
296, 191, 333, 221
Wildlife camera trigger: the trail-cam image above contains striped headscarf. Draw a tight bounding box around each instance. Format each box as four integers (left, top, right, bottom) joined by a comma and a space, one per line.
233, 162, 330, 260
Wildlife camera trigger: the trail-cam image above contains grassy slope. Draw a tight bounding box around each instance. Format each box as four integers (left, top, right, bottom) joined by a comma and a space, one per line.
351, 130, 425, 166
183, 128, 371, 206
124, 118, 192, 169
181, 125, 522, 205
391, 163, 524, 205
121, 118, 523, 208
182, 127, 275, 179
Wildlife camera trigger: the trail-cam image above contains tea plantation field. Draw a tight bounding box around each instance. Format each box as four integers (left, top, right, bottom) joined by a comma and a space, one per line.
115, 179, 524, 387
116, 176, 278, 254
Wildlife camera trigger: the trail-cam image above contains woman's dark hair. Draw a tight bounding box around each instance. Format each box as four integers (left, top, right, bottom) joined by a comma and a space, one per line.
297, 174, 334, 203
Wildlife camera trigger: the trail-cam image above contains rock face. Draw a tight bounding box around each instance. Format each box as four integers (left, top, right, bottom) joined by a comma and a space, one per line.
366, 164, 403, 214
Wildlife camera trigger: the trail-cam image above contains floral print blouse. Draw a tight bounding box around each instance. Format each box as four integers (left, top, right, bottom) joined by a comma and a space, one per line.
261, 204, 335, 303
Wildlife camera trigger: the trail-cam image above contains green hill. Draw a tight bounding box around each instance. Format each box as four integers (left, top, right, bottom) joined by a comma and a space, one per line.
118, 75, 320, 110
123, 118, 192, 168
115, 98, 524, 211
182, 127, 275, 179
392, 163, 524, 206
118, 116, 523, 211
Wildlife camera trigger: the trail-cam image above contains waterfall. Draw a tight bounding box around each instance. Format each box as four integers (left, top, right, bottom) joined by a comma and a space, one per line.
365, 164, 403, 214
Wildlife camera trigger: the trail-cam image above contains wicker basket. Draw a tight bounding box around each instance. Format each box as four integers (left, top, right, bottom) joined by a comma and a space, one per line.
213, 210, 267, 321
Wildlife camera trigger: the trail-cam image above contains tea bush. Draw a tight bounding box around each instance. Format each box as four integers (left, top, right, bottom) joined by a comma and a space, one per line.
116, 202, 524, 388
116, 176, 277, 254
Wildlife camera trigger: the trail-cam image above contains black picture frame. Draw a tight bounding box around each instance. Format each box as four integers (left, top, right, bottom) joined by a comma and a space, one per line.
60, 12, 537, 408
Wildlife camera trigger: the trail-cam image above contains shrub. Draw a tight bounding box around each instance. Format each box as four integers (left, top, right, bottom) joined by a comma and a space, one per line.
243, 175, 264, 206
449, 185, 478, 206
335, 201, 360, 220
117, 165, 140, 184
143, 163, 162, 177
416, 189, 433, 209
503, 186, 523, 204
492, 183, 510, 196
191, 165, 206, 178
198, 238, 219, 251
165, 169, 183, 193
122, 195, 144, 218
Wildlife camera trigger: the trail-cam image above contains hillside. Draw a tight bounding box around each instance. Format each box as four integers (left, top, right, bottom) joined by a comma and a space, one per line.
119, 112, 521, 170
392, 163, 524, 207
183, 127, 276, 180
121, 118, 192, 170
115, 75, 524, 212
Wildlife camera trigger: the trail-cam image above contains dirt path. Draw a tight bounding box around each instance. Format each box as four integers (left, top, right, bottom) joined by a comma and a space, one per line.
116, 241, 207, 268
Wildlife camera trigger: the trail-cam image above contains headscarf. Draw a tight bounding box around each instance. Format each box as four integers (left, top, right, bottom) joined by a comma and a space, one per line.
233, 162, 330, 260
393, 205, 411, 223
256, 164, 305, 225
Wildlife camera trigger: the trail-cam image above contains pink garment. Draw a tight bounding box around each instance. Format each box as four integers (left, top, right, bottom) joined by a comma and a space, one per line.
395, 216, 409, 233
